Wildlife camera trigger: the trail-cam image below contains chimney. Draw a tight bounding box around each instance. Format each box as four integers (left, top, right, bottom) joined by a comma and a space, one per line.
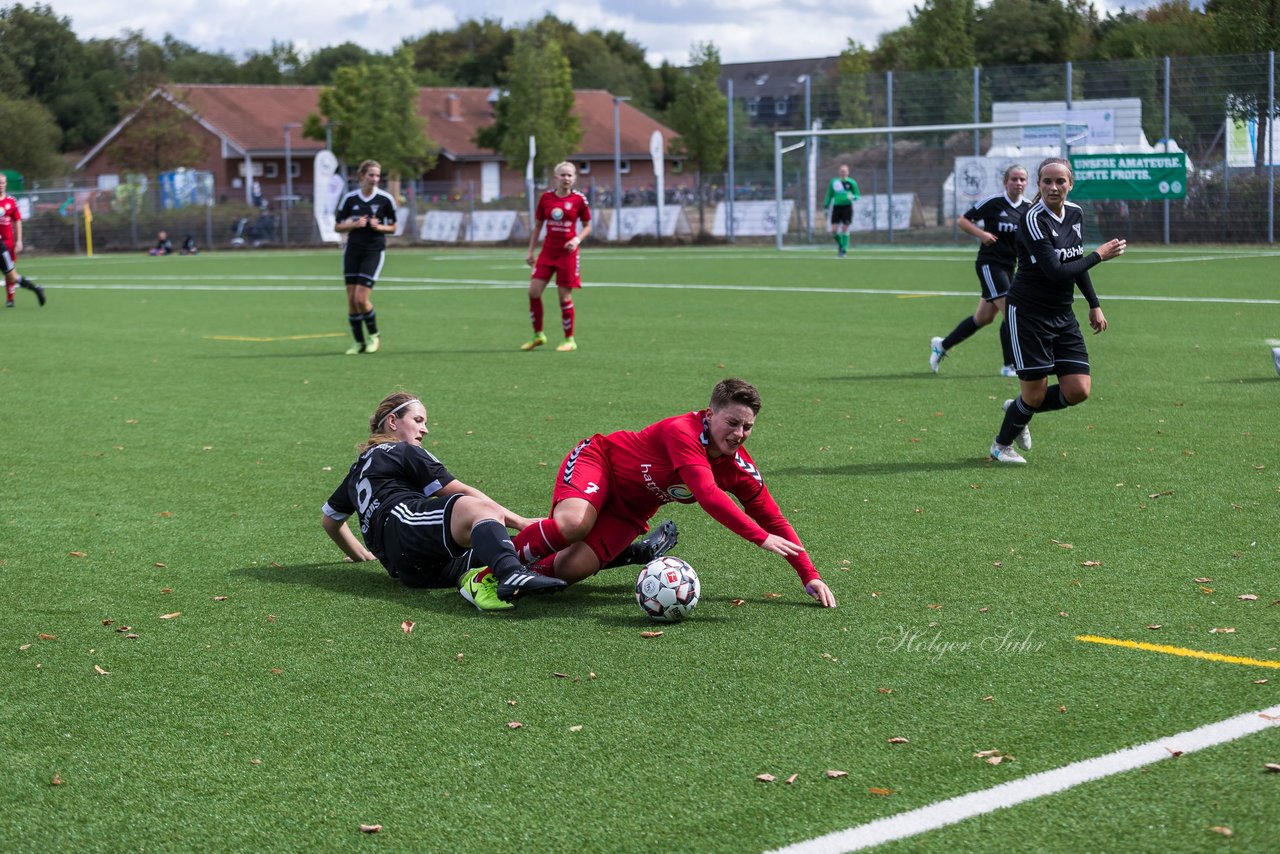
445, 93, 462, 122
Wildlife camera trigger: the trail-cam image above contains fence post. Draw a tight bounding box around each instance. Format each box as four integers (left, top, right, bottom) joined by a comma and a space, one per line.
1269, 50, 1275, 244
1164, 56, 1171, 245
887, 70, 894, 244
727, 78, 735, 243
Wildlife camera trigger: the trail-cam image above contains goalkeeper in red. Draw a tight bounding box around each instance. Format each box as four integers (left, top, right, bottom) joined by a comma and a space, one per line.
512, 378, 838, 607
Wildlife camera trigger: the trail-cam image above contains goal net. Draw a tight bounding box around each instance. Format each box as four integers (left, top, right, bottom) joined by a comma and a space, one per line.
771, 120, 1081, 250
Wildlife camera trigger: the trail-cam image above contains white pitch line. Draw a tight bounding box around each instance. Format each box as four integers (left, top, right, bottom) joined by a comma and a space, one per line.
767, 705, 1280, 854
38, 280, 1280, 305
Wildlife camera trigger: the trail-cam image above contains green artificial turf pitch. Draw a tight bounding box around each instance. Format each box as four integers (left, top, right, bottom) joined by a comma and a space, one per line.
2, 244, 1277, 852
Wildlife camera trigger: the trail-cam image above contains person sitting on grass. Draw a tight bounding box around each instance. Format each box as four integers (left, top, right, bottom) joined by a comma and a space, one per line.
149, 230, 173, 256
321, 391, 567, 611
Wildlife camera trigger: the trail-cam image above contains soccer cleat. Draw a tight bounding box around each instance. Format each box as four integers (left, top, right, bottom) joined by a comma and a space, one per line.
458, 568, 514, 612
929, 336, 946, 373
495, 568, 568, 602
638, 519, 678, 563
555, 337, 577, 352
1273, 347, 1280, 377
1002, 399, 1032, 451
999, 365, 1018, 378
4, 299, 12, 308
520, 332, 547, 351
989, 441, 1027, 464
365, 332, 381, 354
345, 341, 366, 355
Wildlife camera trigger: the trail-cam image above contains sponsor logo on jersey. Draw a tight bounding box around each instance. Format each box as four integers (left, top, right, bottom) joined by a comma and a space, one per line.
585, 482, 600, 495
1072, 223, 1082, 238
666, 484, 694, 502
639, 463, 671, 502
1055, 245, 1085, 262
997, 221, 1017, 233
551, 208, 565, 221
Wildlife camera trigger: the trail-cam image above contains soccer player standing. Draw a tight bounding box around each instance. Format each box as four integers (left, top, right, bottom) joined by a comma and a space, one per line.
823, 164, 859, 257
511, 378, 838, 608
930, 164, 1029, 376
522, 161, 592, 352
321, 391, 567, 610
0, 174, 45, 307
335, 160, 396, 355
989, 158, 1126, 464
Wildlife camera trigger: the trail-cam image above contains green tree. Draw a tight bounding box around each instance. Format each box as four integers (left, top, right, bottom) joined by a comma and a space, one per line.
1208, 0, 1280, 169
238, 40, 301, 84
305, 51, 436, 179
162, 36, 240, 83
109, 90, 208, 174
0, 94, 64, 177
1093, 1, 1212, 59
666, 42, 728, 231
836, 40, 876, 137
405, 18, 513, 86
473, 29, 580, 180
297, 42, 376, 85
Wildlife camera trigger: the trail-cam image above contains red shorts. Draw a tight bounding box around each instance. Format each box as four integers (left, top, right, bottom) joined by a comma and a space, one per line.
552, 438, 652, 564
532, 252, 582, 289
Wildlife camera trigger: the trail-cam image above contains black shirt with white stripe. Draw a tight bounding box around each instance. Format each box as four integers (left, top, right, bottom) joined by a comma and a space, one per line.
962, 193, 1030, 268
323, 442, 454, 557
1008, 200, 1101, 315
335, 188, 397, 252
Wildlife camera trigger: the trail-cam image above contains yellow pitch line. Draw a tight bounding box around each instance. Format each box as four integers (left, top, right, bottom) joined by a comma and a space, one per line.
204, 333, 345, 342
1077, 635, 1280, 669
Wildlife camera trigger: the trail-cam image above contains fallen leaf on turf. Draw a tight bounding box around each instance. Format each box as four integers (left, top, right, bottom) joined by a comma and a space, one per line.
639, 631, 663, 638
730, 599, 746, 607
1239, 594, 1258, 601
588, 672, 597, 680
993, 561, 1002, 568
1058, 705, 1067, 713
1081, 561, 1102, 567
269, 562, 282, 568
755, 774, 775, 783
250, 758, 262, 766
38, 633, 56, 641
785, 774, 798, 785
982, 696, 994, 702
213, 596, 228, 602
114, 626, 132, 633
359, 824, 382, 834
763, 592, 783, 600
887, 737, 909, 744
51, 774, 62, 785
985, 756, 1005, 765
102, 619, 114, 626
154, 562, 167, 568
979, 607, 989, 613
1264, 764, 1280, 773
266, 615, 276, 622
1051, 540, 1074, 549
68, 551, 87, 558
1199, 586, 1214, 594
877, 688, 894, 694
94, 665, 109, 675
826, 770, 848, 779
927, 604, 943, 610
1059, 612, 1069, 617
159, 612, 181, 620
400, 620, 414, 633
124, 633, 138, 640
1259, 713, 1280, 721
19, 644, 31, 651
1209, 627, 1236, 634
1147, 624, 1163, 630
1209, 826, 1232, 837
553, 672, 570, 678
1255, 680, 1269, 685
569, 725, 583, 732
160, 587, 172, 594
507, 721, 523, 729
455, 653, 463, 662
1165, 748, 1183, 758
270, 668, 283, 675
1148, 491, 1173, 499
1194, 577, 1212, 583
868, 787, 895, 796
506, 699, 517, 706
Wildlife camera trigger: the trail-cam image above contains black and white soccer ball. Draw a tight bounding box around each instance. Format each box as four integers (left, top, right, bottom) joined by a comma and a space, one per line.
635, 556, 700, 622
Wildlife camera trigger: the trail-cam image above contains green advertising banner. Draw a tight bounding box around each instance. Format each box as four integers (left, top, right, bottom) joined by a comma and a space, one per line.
1068, 153, 1186, 200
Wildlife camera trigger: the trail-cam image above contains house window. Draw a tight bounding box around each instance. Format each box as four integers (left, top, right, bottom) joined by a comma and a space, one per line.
289, 161, 301, 178
618, 160, 631, 175
576, 161, 591, 175
264, 162, 279, 178
672, 161, 684, 174
746, 98, 760, 117
775, 97, 789, 116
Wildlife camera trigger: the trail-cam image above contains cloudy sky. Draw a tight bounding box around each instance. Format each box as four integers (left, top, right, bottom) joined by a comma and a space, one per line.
43, 0, 1145, 67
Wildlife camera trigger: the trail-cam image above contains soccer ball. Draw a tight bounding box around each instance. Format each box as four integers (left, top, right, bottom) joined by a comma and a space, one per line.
635, 556, 700, 622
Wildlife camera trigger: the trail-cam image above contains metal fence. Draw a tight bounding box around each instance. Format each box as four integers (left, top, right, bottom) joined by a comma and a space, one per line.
12, 50, 1277, 254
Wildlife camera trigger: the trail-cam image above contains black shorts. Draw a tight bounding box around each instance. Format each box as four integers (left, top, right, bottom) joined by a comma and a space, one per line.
377, 493, 474, 588
830, 204, 853, 227
343, 245, 385, 287
976, 261, 1012, 301
1006, 304, 1091, 380
0, 246, 13, 275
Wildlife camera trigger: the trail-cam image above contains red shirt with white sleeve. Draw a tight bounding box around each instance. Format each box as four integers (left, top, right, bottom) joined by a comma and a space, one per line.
535, 190, 590, 260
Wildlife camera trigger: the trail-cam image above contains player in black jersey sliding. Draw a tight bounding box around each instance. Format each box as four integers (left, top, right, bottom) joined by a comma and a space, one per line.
322, 391, 567, 610
931, 164, 1029, 377
335, 160, 397, 355
990, 157, 1126, 464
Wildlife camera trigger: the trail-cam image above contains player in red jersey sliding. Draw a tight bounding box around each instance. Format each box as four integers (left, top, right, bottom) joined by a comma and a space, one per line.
0, 174, 45, 307
522, 161, 591, 352
512, 378, 838, 607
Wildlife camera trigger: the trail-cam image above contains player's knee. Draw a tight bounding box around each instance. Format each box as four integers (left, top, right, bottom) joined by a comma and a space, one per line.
552, 505, 593, 542
1064, 383, 1090, 405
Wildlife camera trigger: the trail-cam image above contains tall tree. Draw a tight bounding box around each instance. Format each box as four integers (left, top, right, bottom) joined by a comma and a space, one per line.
836, 40, 876, 137
297, 42, 376, 85
666, 42, 728, 231
473, 29, 580, 180
162, 36, 240, 83
304, 51, 436, 179
405, 18, 513, 86
0, 94, 64, 177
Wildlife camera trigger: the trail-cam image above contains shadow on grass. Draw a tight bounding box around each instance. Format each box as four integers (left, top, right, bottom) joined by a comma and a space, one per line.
772, 458, 993, 477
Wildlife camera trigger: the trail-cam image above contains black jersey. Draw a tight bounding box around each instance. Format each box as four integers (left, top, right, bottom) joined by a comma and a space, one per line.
336, 188, 397, 252
962, 193, 1030, 268
323, 442, 454, 557
1008, 200, 1101, 315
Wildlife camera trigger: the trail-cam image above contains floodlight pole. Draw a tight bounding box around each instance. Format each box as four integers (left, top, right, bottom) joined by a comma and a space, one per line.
798, 75, 812, 243
613, 95, 631, 242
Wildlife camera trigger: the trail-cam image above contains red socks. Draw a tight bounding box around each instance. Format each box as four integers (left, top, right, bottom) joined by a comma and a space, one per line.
529, 296, 544, 333
559, 297, 574, 337
512, 518, 569, 564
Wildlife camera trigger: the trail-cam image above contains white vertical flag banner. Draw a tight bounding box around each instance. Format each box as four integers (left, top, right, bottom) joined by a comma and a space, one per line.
314, 150, 342, 243
650, 130, 665, 240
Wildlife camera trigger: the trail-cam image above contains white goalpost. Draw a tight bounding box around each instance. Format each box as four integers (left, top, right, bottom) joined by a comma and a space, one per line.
772, 120, 1083, 250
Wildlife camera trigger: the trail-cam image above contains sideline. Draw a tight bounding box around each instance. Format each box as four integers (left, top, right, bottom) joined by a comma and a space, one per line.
766, 705, 1280, 853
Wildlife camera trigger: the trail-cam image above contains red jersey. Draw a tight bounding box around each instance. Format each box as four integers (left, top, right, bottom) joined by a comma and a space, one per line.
594, 410, 819, 584
0, 195, 21, 253
535, 190, 590, 259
